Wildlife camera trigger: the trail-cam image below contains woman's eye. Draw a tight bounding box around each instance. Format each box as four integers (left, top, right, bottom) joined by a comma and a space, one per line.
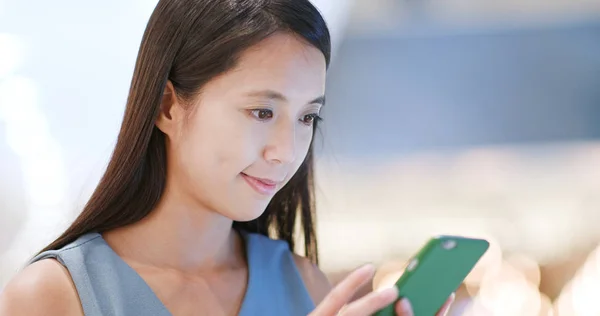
250, 109, 273, 121
300, 113, 322, 126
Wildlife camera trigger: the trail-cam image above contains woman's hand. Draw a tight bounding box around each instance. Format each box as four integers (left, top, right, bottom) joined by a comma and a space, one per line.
309, 264, 455, 316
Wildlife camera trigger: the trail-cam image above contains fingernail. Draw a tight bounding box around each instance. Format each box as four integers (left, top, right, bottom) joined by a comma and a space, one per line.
379, 286, 399, 300
358, 263, 375, 274
450, 292, 456, 302
398, 298, 413, 313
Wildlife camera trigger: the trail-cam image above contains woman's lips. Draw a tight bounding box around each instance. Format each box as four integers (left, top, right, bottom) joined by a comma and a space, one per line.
241, 173, 279, 195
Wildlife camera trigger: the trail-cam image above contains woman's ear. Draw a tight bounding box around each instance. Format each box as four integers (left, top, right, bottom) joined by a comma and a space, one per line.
156, 80, 184, 137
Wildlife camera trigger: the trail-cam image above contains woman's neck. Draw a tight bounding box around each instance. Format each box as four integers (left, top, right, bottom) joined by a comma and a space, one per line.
102, 184, 245, 275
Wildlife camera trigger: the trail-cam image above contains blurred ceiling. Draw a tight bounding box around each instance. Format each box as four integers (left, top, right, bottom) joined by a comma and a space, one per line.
347, 0, 600, 34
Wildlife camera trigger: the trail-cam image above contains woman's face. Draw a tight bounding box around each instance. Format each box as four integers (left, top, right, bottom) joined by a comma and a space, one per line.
160, 32, 326, 221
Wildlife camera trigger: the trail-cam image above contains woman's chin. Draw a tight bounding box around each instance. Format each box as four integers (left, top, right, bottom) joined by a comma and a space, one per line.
227, 202, 270, 223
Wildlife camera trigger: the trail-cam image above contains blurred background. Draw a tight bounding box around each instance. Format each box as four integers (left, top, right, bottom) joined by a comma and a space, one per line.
1, 0, 600, 315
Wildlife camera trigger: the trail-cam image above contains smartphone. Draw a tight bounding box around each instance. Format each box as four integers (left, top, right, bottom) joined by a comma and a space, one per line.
374, 235, 489, 316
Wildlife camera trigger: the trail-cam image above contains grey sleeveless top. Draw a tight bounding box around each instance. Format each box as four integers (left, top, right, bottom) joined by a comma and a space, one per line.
30, 231, 315, 315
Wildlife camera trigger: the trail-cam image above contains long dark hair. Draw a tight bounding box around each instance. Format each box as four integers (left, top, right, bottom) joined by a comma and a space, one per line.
39, 0, 330, 264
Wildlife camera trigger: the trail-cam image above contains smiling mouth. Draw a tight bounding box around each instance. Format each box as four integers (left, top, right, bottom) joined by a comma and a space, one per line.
240, 173, 280, 196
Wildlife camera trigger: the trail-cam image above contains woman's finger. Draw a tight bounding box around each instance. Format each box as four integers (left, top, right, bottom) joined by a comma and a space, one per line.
395, 298, 414, 316
309, 264, 375, 316
435, 293, 456, 316
338, 287, 399, 316
394, 292, 455, 316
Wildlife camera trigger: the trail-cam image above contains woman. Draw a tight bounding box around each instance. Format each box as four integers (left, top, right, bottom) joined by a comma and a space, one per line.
0, 0, 453, 315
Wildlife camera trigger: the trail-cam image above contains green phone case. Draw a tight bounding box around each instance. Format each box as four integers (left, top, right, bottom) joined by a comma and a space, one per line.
374, 235, 489, 316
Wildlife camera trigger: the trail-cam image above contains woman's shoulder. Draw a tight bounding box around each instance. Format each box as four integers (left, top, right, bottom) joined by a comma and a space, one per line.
0, 259, 83, 316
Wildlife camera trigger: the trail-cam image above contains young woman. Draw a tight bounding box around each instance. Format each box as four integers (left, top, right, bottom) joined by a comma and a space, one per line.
0, 0, 453, 315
